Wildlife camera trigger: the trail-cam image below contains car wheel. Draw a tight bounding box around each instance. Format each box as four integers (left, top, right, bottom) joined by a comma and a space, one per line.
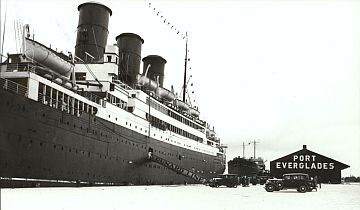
233, 184, 237, 188
265, 184, 275, 192
277, 182, 284, 190
298, 185, 307, 193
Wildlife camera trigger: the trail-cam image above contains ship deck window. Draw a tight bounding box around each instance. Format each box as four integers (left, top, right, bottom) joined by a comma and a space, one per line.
75, 72, 86, 80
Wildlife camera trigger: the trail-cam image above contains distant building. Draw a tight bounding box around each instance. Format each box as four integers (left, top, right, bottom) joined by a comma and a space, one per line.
270, 145, 349, 184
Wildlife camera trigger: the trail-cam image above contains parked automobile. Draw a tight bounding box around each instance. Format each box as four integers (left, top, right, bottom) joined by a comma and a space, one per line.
265, 173, 317, 193
209, 174, 239, 188
250, 175, 269, 185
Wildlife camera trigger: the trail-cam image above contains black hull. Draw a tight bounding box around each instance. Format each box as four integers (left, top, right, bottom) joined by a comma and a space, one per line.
228, 158, 260, 177
0, 88, 225, 187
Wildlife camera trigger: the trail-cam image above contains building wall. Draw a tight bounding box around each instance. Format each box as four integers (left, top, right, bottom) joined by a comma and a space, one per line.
270, 145, 349, 184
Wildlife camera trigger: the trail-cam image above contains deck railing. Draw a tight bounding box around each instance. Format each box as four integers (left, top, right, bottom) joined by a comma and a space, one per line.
5, 63, 37, 73
0, 77, 28, 96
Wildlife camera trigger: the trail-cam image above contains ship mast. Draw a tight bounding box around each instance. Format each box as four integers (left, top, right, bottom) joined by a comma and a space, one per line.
242, 142, 250, 158
0, 0, 8, 64
182, 32, 188, 102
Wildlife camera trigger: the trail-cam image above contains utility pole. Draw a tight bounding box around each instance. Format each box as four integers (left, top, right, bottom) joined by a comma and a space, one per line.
250, 140, 260, 159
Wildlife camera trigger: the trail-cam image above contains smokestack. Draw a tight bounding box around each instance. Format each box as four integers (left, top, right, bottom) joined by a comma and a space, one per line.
75, 2, 112, 62
303, 145, 307, 150
142, 55, 167, 87
116, 33, 144, 87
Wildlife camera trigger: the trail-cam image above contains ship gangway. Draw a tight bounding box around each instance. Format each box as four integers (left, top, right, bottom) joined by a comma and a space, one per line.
149, 154, 209, 184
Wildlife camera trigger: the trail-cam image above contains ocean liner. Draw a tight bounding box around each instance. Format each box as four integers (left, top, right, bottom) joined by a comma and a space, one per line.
0, 2, 225, 187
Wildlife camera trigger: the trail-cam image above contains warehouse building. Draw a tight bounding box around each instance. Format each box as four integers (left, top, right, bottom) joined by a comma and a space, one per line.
270, 145, 349, 184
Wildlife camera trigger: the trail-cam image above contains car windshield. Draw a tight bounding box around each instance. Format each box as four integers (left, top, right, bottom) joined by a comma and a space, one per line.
284, 175, 307, 180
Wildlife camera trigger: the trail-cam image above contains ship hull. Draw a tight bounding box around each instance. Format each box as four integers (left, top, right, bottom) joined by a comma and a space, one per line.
0, 88, 225, 187
228, 158, 260, 177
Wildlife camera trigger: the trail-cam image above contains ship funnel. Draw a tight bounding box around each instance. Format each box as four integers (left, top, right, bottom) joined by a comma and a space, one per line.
142, 55, 167, 87
116, 33, 144, 87
75, 2, 112, 62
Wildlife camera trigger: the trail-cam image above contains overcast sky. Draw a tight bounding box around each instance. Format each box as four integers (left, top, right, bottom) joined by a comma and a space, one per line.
1, 0, 360, 176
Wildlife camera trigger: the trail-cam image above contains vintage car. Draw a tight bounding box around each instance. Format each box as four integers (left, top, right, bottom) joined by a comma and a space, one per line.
208, 174, 239, 188
265, 173, 317, 193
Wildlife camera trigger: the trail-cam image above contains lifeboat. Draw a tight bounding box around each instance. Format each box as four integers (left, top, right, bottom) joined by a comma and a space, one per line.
137, 75, 158, 90
64, 82, 72, 89
175, 99, 189, 111
156, 87, 175, 102
44, 74, 53, 80
54, 78, 63, 84
189, 107, 200, 118
23, 38, 74, 78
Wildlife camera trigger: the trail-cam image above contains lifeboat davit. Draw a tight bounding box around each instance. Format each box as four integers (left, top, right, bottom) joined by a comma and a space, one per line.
23, 38, 74, 78
156, 87, 175, 102
175, 99, 189, 111
189, 107, 200, 118
208, 130, 216, 137
137, 75, 158, 90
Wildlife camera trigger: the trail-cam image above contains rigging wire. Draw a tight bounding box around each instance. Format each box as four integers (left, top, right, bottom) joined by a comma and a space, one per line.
144, 0, 199, 108
144, 0, 187, 40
